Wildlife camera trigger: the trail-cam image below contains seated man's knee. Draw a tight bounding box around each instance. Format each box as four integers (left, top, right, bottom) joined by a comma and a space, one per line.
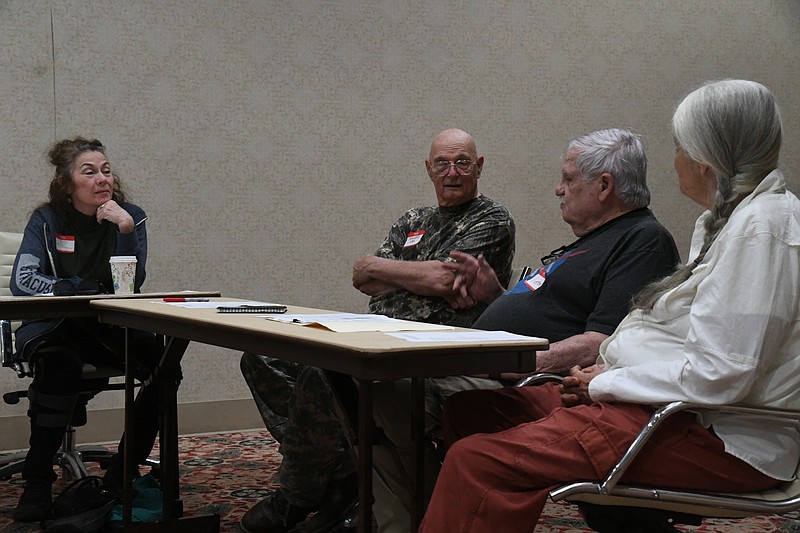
372, 379, 413, 426
241, 353, 303, 386
240, 352, 259, 374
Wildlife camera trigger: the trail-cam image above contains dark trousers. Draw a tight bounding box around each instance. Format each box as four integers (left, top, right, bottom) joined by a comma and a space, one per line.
22, 320, 164, 482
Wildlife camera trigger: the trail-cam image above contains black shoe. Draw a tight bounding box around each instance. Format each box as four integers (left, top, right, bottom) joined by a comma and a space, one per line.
102, 454, 140, 491
296, 473, 358, 533
13, 478, 53, 522
240, 489, 316, 533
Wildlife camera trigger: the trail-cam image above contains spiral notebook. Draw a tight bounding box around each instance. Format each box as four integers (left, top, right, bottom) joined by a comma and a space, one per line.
217, 304, 287, 314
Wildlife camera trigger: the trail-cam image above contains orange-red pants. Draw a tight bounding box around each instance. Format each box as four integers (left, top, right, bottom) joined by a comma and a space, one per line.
419, 383, 779, 533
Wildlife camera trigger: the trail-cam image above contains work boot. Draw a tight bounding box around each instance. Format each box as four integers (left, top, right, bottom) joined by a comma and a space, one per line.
296, 472, 358, 532
240, 488, 316, 533
13, 478, 53, 522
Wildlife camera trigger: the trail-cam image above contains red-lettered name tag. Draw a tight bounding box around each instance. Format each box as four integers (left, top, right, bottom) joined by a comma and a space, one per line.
524, 268, 546, 291
403, 230, 425, 248
55, 234, 75, 253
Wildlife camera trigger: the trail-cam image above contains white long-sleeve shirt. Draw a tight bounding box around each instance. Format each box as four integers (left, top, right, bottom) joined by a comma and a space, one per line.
590, 169, 800, 480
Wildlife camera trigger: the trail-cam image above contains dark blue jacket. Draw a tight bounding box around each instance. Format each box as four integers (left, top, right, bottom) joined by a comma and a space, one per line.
10, 203, 148, 357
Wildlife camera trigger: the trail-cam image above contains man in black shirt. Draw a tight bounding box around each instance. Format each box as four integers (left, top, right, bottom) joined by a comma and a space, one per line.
372, 128, 681, 533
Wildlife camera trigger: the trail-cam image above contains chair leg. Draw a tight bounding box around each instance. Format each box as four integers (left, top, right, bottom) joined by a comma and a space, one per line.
57, 448, 92, 480
579, 503, 701, 533
0, 425, 159, 481
0, 450, 27, 480
56, 425, 106, 480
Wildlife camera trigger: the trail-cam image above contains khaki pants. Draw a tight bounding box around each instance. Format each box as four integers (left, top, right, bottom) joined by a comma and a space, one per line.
371, 375, 503, 533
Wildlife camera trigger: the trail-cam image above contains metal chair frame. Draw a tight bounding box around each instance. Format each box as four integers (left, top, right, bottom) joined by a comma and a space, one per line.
550, 401, 800, 520
516, 373, 800, 530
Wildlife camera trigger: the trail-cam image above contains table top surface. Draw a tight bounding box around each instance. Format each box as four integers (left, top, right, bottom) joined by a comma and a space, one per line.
90, 296, 547, 352
90, 297, 548, 380
0, 291, 221, 319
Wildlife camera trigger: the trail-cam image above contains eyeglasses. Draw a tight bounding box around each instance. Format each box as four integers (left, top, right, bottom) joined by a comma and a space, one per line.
52, 278, 108, 296
540, 245, 571, 266
430, 159, 476, 177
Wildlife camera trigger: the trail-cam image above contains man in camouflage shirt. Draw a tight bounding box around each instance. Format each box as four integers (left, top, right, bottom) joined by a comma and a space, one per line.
239, 128, 515, 533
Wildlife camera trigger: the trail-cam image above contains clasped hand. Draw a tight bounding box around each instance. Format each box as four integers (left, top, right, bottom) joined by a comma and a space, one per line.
560, 364, 603, 406
444, 251, 504, 309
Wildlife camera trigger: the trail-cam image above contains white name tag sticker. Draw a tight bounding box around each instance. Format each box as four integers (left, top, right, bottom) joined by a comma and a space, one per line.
55, 234, 75, 253
403, 230, 425, 248
524, 269, 546, 291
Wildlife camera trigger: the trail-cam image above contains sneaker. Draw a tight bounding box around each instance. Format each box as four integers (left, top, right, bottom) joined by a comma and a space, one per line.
13, 478, 53, 522
239, 489, 316, 533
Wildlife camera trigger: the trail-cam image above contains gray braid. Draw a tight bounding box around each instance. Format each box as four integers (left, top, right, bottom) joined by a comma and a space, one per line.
632, 80, 781, 312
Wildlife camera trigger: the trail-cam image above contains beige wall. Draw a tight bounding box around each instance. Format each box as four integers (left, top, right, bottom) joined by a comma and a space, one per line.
1, 0, 799, 448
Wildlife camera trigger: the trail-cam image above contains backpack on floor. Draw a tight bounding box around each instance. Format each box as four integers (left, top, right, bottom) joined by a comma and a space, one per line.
44, 476, 120, 533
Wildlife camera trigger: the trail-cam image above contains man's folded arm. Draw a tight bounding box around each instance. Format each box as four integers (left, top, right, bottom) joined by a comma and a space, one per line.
353, 256, 456, 298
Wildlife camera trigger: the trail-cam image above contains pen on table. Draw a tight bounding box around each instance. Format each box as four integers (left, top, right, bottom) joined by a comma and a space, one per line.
163, 297, 210, 302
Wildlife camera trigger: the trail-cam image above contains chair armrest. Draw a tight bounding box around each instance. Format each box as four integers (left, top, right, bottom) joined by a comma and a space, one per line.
1, 319, 12, 367
1, 319, 28, 378
592, 401, 800, 495
514, 372, 564, 387
3, 390, 26, 405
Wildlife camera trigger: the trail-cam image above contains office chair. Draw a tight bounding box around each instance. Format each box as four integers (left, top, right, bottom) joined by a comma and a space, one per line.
0, 356, 129, 481
0, 230, 157, 481
515, 374, 800, 532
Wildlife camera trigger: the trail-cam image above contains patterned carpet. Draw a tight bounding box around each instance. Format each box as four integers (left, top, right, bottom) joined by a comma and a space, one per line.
1, 429, 799, 532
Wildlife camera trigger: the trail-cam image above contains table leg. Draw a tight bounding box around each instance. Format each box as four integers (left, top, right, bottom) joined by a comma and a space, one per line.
123, 328, 135, 526
357, 379, 374, 532
155, 336, 190, 519
328, 375, 427, 532
411, 377, 425, 530
122, 332, 221, 532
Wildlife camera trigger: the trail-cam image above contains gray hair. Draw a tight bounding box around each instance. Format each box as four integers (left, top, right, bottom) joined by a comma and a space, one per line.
567, 128, 651, 210
633, 79, 782, 311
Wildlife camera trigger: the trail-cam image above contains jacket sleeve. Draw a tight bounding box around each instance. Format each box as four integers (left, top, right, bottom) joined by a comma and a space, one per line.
11, 212, 56, 296
116, 206, 148, 291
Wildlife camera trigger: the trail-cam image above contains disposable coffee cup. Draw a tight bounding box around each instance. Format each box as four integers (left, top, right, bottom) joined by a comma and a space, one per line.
109, 256, 137, 294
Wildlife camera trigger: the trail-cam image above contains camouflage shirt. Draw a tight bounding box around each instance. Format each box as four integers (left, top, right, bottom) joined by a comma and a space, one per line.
368, 195, 515, 328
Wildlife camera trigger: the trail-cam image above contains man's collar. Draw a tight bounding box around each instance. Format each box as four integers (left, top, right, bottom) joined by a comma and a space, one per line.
437, 194, 482, 214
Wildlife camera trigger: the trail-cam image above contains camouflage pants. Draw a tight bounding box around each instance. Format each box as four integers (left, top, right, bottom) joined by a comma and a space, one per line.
240, 353, 355, 507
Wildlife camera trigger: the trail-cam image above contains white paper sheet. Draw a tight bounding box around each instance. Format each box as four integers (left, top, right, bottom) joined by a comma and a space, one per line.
387, 330, 546, 343
266, 313, 455, 333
